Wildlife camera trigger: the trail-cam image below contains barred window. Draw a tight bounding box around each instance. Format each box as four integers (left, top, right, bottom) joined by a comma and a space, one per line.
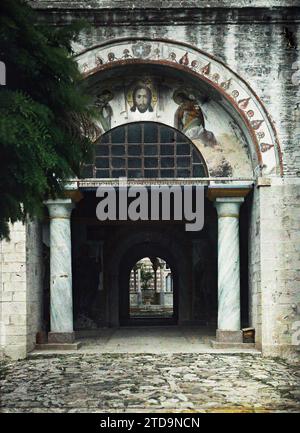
82, 122, 208, 179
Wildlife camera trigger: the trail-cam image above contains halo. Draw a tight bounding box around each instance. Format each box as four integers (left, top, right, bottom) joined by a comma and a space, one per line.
173, 86, 205, 105
126, 78, 158, 108
95, 88, 114, 104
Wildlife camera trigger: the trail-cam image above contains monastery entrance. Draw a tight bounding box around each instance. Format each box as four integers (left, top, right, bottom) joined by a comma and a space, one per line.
41, 38, 282, 347
70, 197, 221, 331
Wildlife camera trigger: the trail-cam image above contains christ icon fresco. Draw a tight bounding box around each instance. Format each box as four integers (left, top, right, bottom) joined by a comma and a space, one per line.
130, 85, 154, 113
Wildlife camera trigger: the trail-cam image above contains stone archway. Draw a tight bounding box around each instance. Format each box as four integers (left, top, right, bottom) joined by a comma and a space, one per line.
105, 225, 192, 328
75, 37, 283, 177
43, 38, 283, 348
118, 241, 179, 326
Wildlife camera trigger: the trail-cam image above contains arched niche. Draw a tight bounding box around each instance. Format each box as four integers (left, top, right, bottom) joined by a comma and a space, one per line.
76, 38, 283, 178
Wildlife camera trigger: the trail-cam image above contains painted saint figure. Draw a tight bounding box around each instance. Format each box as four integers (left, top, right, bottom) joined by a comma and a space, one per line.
95, 89, 114, 132
174, 89, 217, 147
130, 85, 154, 113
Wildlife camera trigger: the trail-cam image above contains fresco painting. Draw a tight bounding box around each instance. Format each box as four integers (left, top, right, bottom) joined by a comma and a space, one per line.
92, 75, 253, 177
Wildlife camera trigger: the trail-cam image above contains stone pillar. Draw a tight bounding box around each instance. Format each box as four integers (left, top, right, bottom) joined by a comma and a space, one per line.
159, 263, 165, 306
137, 267, 142, 306
215, 197, 244, 343
133, 266, 137, 292
45, 199, 75, 343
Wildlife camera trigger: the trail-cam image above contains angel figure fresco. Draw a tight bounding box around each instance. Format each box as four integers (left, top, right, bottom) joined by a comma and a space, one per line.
173, 88, 217, 147
95, 89, 114, 132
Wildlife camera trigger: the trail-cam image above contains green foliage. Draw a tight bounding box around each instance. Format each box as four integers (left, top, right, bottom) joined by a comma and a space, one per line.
140, 264, 154, 290
0, 0, 97, 239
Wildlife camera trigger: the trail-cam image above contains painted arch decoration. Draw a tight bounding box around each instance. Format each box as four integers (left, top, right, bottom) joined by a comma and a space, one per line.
75, 38, 282, 177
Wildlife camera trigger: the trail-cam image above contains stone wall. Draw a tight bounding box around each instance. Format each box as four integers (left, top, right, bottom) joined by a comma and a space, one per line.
25, 221, 43, 353
259, 179, 300, 360
248, 186, 262, 349
0, 222, 27, 359
0, 221, 43, 360
248, 179, 300, 359
28, 1, 300, 9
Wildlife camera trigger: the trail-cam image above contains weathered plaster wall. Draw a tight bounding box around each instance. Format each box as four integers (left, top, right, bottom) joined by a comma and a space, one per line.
0, 221, 43, 360
259, 179, 300, 360
248, 187, 262, 349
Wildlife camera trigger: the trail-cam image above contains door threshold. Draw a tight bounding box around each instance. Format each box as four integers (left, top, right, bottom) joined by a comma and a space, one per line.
120, 319, 177, 327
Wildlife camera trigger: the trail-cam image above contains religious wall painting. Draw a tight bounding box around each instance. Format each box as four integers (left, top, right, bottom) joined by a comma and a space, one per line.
94, 89, 114, 132
126, 78, 158, 114
92, 74, 253, 178
173, 87, 218, 147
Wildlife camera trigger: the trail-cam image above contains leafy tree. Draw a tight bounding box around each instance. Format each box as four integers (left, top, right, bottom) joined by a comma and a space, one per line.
0, 0, 97, 239
140, 264, 153, 290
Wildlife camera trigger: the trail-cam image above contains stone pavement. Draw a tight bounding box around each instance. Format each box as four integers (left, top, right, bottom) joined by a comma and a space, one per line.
0, 353, 299, 413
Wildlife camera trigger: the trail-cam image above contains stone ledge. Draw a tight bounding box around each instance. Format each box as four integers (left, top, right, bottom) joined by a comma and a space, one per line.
28, 1, 300, 10
211, 341, 256, 349
35, 342, 82, 350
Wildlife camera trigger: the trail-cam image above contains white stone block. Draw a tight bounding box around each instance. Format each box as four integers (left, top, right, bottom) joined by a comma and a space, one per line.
12, 292, 26, 302
15, 241, 26, 253
4, 302, 26, 315
11, 272, 26, 282
7, 314, 26, 326
0, 291, 13, 302
4, 344, 27, 360
5, 324, 26, 336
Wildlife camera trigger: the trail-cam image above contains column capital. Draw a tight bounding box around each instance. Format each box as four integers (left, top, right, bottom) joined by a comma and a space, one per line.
45, 198, 75, 219
207, 185, 252, 202
214, 197, 244, 218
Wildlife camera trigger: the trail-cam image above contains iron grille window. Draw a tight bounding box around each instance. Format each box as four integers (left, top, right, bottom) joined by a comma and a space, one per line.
82, 122, 208, 179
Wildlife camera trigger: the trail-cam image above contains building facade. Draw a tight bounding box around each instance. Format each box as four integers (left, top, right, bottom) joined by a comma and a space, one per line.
0, 0, 300, 360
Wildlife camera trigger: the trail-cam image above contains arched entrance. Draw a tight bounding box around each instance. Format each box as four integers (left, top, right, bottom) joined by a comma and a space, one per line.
43, 38, 283, 348
118, 243, 179, 326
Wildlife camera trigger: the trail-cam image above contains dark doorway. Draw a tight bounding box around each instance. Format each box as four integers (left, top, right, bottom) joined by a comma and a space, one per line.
118, 241, 179, 326
128, 256, 174, 320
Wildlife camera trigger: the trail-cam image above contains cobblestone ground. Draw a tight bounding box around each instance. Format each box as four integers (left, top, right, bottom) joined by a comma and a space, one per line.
0, 353, 299, 413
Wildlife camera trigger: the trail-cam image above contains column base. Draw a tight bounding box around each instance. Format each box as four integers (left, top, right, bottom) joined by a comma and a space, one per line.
210, 341, 255, 349
48, 331, 75, 344
216, 329, 243, 343
210, 329, 256, 349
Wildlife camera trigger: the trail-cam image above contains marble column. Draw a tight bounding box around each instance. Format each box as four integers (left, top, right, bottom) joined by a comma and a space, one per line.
45, 199, 75, 343
133, 267, 137, 292
159, 263, 166, 306
137, 267, 142, 306
215, 197, 244, 342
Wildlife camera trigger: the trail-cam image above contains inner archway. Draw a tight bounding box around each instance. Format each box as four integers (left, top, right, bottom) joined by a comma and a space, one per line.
118, 240, 181, 326
129, 257, 174, 321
